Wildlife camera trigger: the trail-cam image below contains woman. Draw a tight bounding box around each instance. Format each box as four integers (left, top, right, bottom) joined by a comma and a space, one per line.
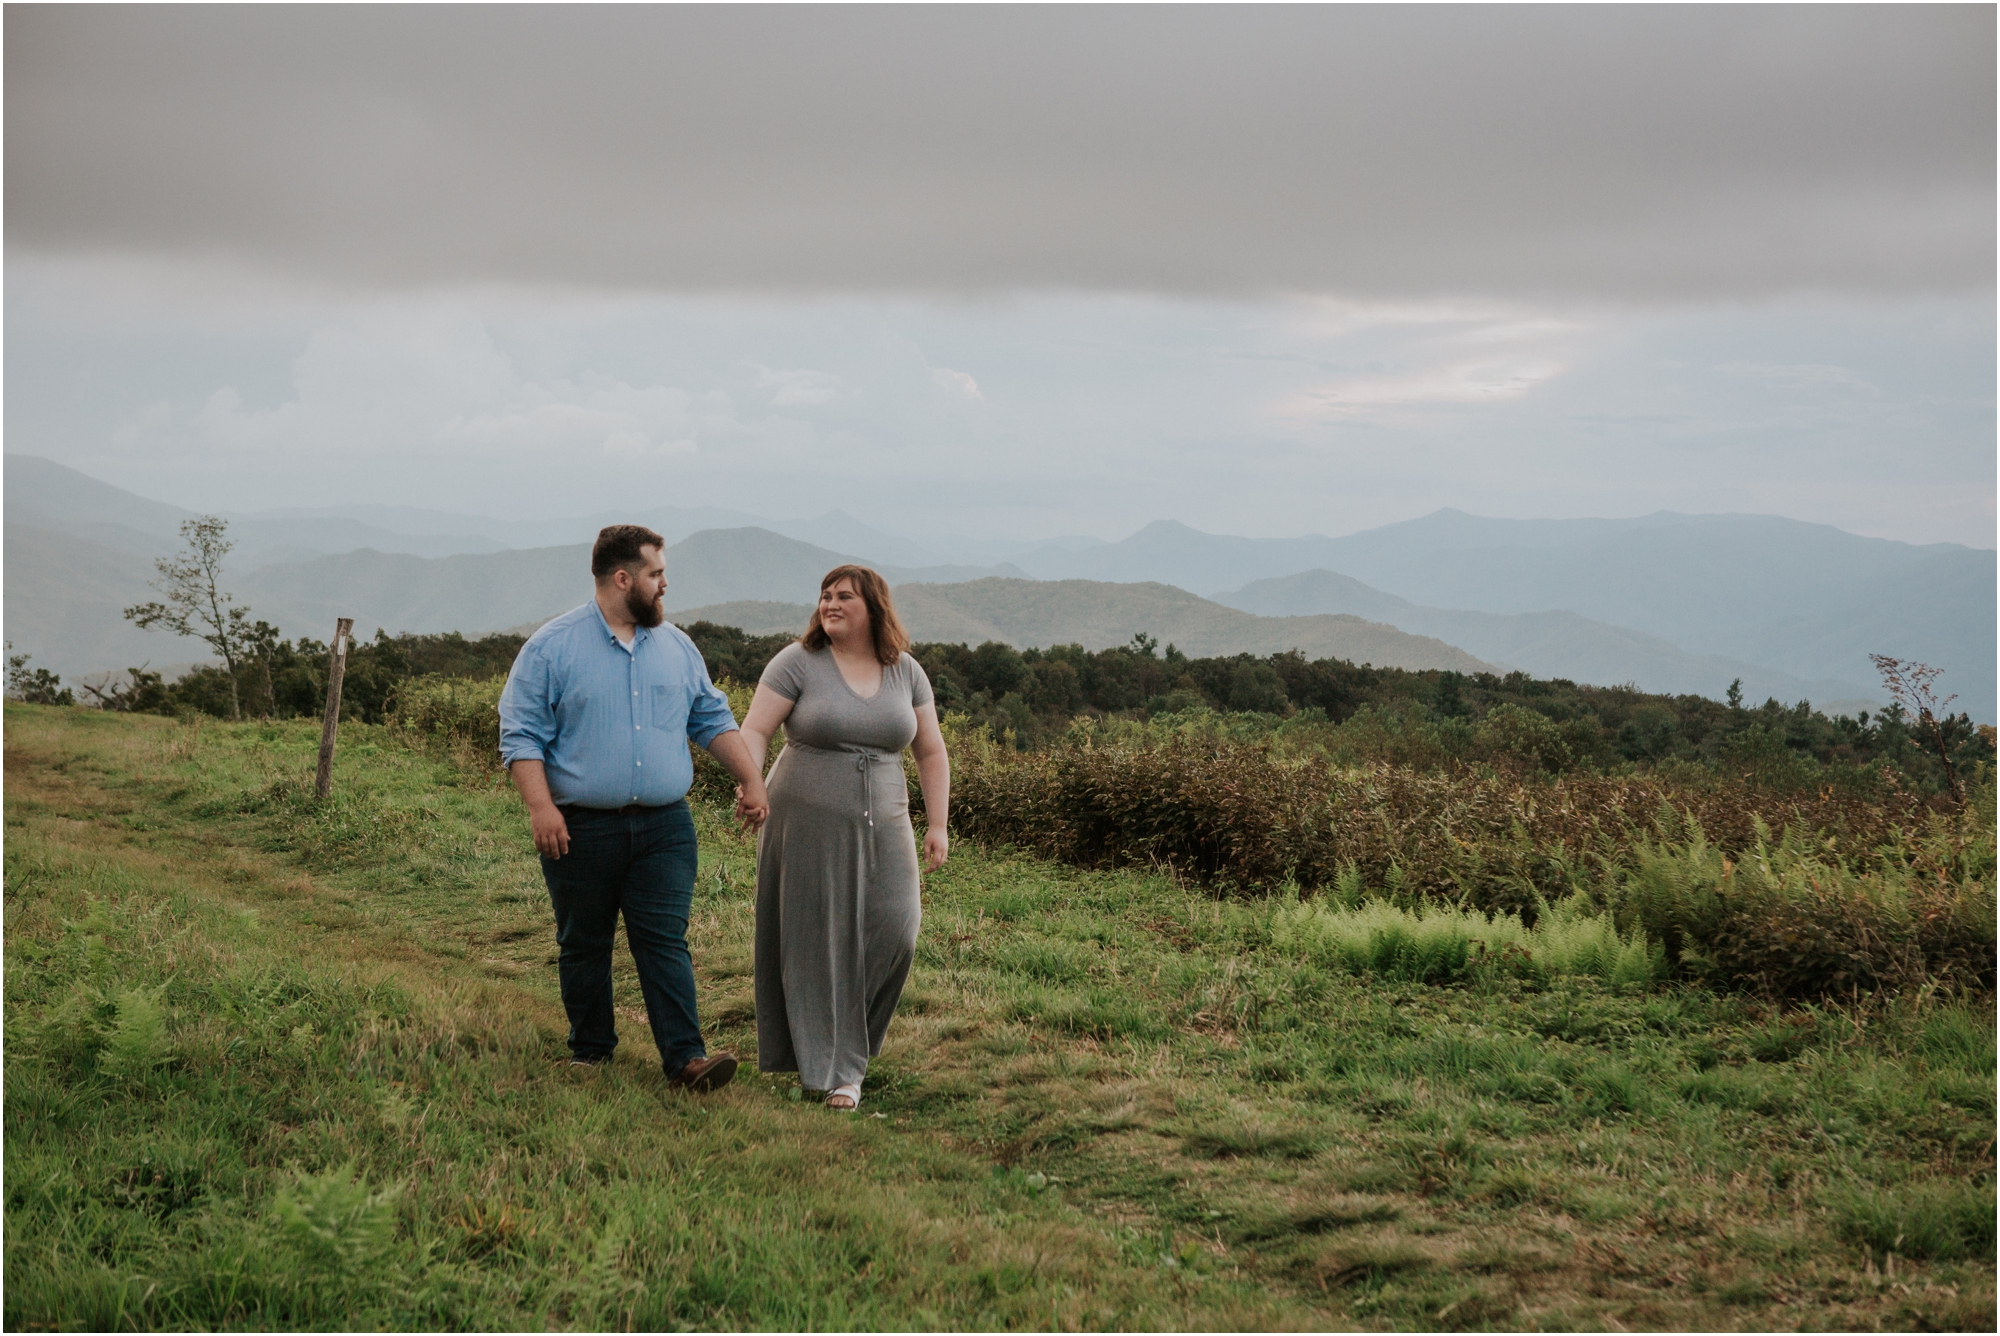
738, 565, 950, 1110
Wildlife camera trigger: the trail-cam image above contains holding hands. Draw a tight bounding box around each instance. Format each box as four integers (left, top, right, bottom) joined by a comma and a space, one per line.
734, 783, 769, 832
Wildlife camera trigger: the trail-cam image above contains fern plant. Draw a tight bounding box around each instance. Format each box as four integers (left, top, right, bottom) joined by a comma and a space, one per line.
95, 988, 172, 1079
273, 1164, 401, 1276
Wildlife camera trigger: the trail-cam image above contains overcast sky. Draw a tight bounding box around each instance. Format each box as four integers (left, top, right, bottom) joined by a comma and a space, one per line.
5, 5, 1993, 548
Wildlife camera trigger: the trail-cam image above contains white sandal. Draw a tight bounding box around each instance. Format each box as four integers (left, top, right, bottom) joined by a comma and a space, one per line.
824, 1083, 861, 1111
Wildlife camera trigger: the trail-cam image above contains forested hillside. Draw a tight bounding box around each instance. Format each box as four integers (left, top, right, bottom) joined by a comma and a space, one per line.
68, 619, 1991, 800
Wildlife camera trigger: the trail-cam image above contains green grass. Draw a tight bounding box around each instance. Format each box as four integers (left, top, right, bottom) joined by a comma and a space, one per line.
1263, 893, 1667, 987
5, 703, 1995, 1331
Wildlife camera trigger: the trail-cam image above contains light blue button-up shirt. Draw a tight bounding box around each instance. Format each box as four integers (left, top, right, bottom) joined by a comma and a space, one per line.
498, 601, 739, 809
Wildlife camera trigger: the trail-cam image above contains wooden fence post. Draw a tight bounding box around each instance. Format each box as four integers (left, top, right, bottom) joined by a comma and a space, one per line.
315, 617, 354, 801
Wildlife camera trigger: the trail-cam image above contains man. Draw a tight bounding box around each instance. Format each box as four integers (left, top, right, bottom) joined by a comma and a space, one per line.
499, 524, 771, 1090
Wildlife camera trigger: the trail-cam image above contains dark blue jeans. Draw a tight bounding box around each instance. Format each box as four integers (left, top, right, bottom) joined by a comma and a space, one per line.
541, 801, 706, 1072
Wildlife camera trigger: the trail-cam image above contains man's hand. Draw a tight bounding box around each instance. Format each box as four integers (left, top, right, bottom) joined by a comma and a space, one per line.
509, 759, 570, 858
734, 784, 770, 832
530, 803, 572, 858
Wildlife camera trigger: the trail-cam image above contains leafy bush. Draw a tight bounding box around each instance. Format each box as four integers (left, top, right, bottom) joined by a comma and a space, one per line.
1475, 701, 1575, 773
387, 674, 506, 758
936, 719, 1994, 996
6, 645, 74, 706
687, 677, 758, 805
1612, 814, 1996, 995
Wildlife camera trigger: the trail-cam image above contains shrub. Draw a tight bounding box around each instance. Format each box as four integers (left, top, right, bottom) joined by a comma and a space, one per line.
1475, 701, 1574, 773
1611, 815, 1996, 995
934, 720, 1993, 997
387, 674, 505, 759
687, 677, 757, 806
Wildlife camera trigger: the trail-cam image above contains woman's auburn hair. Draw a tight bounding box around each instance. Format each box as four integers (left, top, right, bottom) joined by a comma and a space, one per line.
800, 565, 910, 665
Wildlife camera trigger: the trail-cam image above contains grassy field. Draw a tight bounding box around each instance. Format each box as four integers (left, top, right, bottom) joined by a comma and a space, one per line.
5, 702, 1994, 1331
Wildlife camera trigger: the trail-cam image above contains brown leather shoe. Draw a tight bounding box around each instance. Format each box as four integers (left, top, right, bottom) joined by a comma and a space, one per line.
667, 1052, 738, 1093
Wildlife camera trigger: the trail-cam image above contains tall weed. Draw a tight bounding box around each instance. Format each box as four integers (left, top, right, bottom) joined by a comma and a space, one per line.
1266, 896, 1664, 988
1830, 1179, 1997, 1261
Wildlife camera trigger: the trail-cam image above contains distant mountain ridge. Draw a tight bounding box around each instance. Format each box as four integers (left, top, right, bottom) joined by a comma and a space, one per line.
672, 579, 1494, 673
4, 454, 509, 567
1217, 570, 1876, 709
1016, 512, 1993, 718
6, 454, 1989, 718
225, 528, 1021, 645
3, 455, 961, 572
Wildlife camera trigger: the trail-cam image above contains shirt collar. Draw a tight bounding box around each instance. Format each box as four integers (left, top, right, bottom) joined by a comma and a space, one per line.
590, 599, 647, 650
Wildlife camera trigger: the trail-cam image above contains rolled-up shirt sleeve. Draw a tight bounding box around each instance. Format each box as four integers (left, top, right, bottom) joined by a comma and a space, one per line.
685, 654, 739, 749
498, 643, 556, 766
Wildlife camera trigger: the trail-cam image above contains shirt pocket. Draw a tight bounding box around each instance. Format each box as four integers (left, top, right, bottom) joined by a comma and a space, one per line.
651, 683, 673, 729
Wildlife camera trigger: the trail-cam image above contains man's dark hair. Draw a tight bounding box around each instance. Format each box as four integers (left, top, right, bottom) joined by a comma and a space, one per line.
591, 524, 666, 582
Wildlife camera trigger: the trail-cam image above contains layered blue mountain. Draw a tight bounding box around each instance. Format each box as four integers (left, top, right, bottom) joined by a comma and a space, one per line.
1018, 514, 1995, 719
7, 456, 1989, 718
1215, 571, 1876, 714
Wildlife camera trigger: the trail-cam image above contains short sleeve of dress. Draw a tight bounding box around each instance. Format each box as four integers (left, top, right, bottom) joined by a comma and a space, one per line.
759, 642, 812, 701
905, 654, 935, 708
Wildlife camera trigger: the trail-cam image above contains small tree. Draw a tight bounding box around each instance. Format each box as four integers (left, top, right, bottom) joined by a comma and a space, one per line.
1869, 654, 1964, 806
242, 618, 284, 717
5, 642, 74, 705
124, 516, 256, 720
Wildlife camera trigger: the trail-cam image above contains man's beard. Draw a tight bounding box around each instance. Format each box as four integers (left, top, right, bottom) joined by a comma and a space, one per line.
626, 584, 665, 628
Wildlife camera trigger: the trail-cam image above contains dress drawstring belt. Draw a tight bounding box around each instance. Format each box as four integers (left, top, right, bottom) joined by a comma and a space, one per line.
784, 740, 898, 830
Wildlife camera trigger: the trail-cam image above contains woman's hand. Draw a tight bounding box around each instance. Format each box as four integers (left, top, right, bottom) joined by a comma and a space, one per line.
734, 784, 769, 832
910, 702, 951, 874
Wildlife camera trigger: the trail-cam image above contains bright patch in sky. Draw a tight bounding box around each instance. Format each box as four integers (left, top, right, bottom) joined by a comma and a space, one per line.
5, 260, 1991, 549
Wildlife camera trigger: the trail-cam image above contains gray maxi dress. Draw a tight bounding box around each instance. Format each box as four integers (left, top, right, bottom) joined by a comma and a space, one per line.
754, 643, 933, 1091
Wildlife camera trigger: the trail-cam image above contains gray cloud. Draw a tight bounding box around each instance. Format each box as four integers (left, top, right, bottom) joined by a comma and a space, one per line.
6, 5, 1992, 298
7, 255, 1990, 548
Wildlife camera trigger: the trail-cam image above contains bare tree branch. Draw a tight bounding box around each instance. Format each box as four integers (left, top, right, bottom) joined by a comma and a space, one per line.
1868, 654, 1963, 807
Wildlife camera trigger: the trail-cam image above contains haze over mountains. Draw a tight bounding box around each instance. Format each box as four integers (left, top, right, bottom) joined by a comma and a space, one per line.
672, 581, 1491, 674
6, 456, 1992, 719
1213, 573, 1875, 712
